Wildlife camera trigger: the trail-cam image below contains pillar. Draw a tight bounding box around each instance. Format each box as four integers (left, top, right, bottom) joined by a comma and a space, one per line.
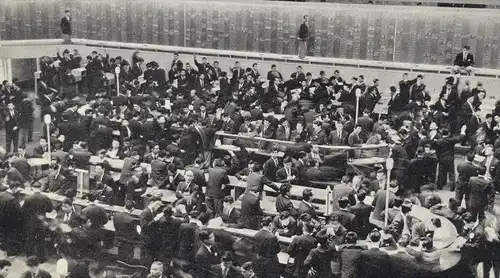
0, 59, 12, 83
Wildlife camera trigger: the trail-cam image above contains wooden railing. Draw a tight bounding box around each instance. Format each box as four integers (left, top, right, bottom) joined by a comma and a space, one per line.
215, 131, 389, 151
2, 39, 500, 78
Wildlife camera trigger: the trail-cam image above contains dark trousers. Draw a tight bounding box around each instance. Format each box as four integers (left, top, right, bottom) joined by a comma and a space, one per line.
438, 159, 455, 190
205, 196, 223, 217
455, 181, 470, 208
5, 129, 19, 153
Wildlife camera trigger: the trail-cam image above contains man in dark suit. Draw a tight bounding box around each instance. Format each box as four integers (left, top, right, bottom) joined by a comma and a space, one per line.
357, 109, 374, 142
330, 197, 358, 233
409, 74, 428, 103
456, 152, 479, 207
205, 159, 230, 217
329, 121, 349, 146
4, 102, 19, 153
21, 256, 51, 278
113, 200, 140, 263
298, 189, 319, 221
175, 170, 200, 213
150, 151, 169, 188
177, 211, 200, 263
119, 151, 140, 185
36, 164, 69, 194
435, 126, 465, 189
221, 113, 237, 134
349, 191, 373, 238
230, 62, 245, 85
240, 187, 263, 230
252, 217, 281, 278
80, 191, 108, 229
157, 205, 184, 264
468, 166, 494, 219
55, 198, 80, 227
453, 45, 474, 75
194, 229, 221, 278
275, 156, 299, 183
125, 166, 148, 206
60, 10, 72, 43
263, 149, 281, 182
220, 196, 243, 228
287, 222, 317, 277
140, 201, 163, 262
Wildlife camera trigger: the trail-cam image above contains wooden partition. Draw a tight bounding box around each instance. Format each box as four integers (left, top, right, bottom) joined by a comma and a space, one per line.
1, 0, 499, 69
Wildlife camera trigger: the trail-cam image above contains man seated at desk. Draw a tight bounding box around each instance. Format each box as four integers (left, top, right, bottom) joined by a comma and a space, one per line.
174, 170, 200, 213
34, 164, 70, 194
126, 165, 148, 208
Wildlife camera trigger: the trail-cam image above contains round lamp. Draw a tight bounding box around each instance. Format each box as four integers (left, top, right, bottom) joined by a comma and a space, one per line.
114, 66, 121, 75
43, 114, 52, 125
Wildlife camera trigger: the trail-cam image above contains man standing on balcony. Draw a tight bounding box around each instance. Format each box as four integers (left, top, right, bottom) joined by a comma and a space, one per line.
297, 15, 309, 59
60, 10, 72, 44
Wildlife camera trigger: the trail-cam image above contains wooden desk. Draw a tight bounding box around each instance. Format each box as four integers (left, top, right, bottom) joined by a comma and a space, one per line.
214, 144, 285, 158
27, 158, 51, 166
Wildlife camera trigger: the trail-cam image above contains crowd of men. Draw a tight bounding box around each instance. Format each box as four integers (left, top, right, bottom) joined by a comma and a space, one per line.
0, 46, 498, 278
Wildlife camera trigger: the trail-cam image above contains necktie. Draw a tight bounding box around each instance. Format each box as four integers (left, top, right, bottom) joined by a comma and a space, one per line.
463, 54, 466, 61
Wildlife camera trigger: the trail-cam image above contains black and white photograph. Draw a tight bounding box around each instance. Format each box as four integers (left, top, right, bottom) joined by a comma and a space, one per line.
0, 0, 499, 277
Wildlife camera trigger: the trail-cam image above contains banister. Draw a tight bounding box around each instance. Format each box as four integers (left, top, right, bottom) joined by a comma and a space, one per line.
2, 38, 500, 79
215, 131, 388, 150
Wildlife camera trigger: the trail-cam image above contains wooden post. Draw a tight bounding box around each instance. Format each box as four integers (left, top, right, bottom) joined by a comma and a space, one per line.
75, 169, 90, 198
384, 148, 394, 227
325, 185, 332, 215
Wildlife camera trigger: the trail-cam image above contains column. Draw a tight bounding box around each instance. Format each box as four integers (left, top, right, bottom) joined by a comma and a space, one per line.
0, 59, 13, 83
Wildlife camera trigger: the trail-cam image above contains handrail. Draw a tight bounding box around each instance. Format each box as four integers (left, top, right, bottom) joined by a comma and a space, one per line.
215, 131, 388, 151
2, 38, 499, 78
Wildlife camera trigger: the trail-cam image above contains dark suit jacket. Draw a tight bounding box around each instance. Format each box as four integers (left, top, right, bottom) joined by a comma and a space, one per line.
329, 130, 348, 146
275, 167, 299, 183
60, 16, 72, 35
454, 52, 474, 67
263, 158, 280, 182
468, 176, 494, 213
158, 216, 184, 255
298, 200, 319, 221
275, 195, 297, 217
456, 161, 479, 186
241, 192, 263, 230
177, 222, 199, 261
287, 234, 317, 277
349, 202, 373, 236
150, 159, 168, 188
194, 244, 222, 278
119, 157, 138, 184
330, 210, 358, 233
434, 135, 462, 161
4, 109, 19, 132
113, 211, 140, 243
253, 229, 280, 258
206, 167, 229, 197
221, 206, 243, 229
339, 244, 367, 278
